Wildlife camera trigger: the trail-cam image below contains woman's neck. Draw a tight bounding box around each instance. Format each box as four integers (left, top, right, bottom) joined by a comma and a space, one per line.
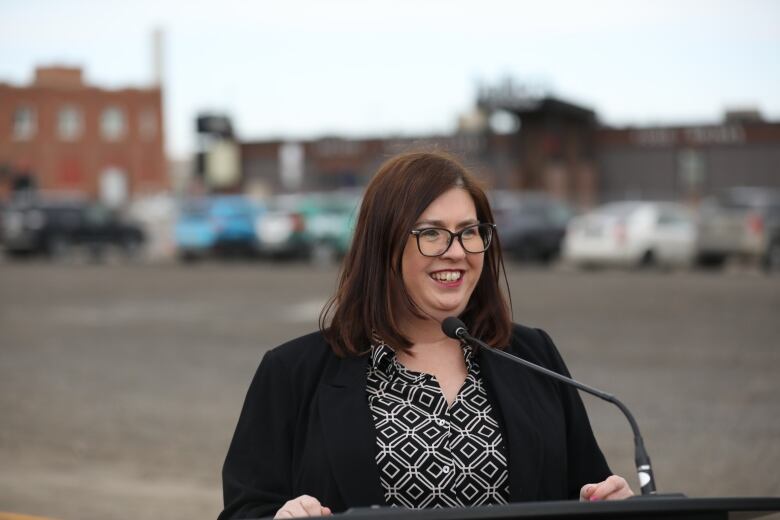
397, 315, 462, 362
400, 314, 449, 346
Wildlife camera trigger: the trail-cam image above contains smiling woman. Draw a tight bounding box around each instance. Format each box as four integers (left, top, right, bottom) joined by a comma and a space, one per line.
218, 150, 632, 520
320, 151, 511, 358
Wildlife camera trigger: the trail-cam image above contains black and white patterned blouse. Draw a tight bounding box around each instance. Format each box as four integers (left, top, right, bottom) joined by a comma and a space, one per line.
366, 340, 510, 508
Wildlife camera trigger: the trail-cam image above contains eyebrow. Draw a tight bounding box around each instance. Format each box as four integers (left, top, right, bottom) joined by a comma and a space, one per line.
415, 218, 479, 228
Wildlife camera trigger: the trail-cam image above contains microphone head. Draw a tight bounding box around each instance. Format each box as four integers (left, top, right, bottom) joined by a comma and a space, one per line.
442, 317, 467, 339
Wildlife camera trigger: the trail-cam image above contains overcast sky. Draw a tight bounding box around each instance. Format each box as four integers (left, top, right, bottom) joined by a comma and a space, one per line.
2, 0, 779, 159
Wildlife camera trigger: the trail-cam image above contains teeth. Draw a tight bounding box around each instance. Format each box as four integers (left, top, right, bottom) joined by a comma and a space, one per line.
431, 271, 462, 282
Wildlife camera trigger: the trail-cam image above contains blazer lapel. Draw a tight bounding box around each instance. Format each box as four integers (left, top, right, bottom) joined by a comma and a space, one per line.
318, 354, 386, 508
479, 347, 544, 502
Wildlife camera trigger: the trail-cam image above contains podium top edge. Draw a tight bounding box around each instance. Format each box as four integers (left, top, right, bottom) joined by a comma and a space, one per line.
326, 497, 780, 520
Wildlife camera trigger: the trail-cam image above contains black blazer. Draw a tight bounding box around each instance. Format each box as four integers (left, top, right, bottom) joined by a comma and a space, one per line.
219, 324, 611, 519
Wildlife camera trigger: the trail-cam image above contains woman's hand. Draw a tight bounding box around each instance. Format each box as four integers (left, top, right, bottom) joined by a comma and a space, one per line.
274, 495, 332, 518
580, 475, 634, 501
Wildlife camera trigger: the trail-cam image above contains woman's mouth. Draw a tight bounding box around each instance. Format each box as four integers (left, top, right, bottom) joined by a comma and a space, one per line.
429, 270, 464, 286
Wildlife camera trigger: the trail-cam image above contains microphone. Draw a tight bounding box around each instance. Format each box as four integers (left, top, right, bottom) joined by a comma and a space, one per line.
442, 317, 658, 497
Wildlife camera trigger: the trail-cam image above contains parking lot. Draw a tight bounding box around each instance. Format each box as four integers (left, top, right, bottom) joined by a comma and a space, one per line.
0, 262, 778, 520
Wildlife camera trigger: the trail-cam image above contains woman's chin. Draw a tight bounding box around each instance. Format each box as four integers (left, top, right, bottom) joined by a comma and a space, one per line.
426, 301, 467, 321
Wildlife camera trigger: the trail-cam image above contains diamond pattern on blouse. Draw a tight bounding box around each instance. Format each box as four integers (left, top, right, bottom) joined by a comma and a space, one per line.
366, 340, 510, 508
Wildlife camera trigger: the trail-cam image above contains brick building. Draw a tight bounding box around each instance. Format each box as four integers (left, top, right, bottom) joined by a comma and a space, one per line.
0, 66, 167, 205
237, 96, 603, 206
240, 134, 489, 197
238, 97, 779, 207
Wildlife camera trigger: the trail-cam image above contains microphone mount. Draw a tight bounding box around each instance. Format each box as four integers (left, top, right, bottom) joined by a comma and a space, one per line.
441, 317, 658, 497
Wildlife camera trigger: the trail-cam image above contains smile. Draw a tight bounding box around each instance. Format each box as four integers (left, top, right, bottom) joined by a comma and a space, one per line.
430, 270, 463, 282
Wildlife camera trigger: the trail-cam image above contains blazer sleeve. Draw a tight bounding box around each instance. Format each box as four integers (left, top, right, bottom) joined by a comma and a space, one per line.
219, 348, 294, 520
535, 328, 612, 498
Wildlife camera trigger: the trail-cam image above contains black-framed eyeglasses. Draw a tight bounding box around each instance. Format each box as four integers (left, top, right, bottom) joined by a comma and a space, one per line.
410, 223, 496, 257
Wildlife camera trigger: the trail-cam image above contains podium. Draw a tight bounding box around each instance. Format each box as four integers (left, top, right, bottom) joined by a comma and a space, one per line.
340, 497, 780, 520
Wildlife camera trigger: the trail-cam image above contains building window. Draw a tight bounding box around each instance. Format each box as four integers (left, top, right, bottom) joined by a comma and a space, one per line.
13, 106, 37, 140
101, 106, 126, 141
139, 108, 157, 140
57, 105, 83, 141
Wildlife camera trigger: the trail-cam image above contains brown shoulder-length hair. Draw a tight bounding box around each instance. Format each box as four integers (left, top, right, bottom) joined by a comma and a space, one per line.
319, 150, 512, 356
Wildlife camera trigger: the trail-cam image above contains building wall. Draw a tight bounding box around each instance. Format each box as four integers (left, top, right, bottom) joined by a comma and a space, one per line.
240, 134, 491, 194
706, 145, 780, 190
238, 99, 780, 209
239, 120, 780, 208
0, 67, 167, 202
597, 122, 780, 204
239, 98, 601, 206
597, 147, 679, 202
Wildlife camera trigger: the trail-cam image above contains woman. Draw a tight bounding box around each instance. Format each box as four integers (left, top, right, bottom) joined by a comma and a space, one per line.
219, 151, 632, 519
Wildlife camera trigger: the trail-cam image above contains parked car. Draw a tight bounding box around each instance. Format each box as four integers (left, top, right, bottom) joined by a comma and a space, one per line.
562, 201, 697, 268
299, 191, 361, 263
1, 196, 145, 260
254, 194, 310, 260
255, 191, 361, 263
696, 187, 780, 272
174, 195, 261, 261
490, 191, 575, 263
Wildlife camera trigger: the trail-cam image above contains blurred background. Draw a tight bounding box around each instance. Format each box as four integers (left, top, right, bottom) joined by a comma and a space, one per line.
1, 0, 779, 519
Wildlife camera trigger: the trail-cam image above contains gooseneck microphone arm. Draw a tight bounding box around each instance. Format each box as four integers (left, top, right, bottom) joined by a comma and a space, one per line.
441, 317, 657, 496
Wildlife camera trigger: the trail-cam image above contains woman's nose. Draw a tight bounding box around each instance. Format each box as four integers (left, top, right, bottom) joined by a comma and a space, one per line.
442, 236, 467, 259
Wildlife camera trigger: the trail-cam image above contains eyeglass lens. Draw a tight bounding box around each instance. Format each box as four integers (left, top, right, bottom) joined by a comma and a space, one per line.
417, 224, 492, 256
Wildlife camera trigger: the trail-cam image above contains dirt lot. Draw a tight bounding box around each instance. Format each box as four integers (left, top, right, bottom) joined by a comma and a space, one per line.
1, 262, 778, 520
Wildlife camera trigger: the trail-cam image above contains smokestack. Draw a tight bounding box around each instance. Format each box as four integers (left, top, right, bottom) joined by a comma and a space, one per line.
152, 28, 164, 87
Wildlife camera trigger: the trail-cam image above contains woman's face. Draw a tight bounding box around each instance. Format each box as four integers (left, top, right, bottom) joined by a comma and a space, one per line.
401, 187, 485, 325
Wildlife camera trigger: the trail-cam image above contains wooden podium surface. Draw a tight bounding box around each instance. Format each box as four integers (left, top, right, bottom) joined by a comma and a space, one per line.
335, 497, 780, 520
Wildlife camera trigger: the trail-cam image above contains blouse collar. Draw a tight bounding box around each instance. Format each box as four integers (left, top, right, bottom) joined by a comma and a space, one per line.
368, 337, 477, 381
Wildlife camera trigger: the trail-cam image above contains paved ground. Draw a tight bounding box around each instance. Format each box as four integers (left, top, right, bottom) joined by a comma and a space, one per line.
0, 262, 778, 520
